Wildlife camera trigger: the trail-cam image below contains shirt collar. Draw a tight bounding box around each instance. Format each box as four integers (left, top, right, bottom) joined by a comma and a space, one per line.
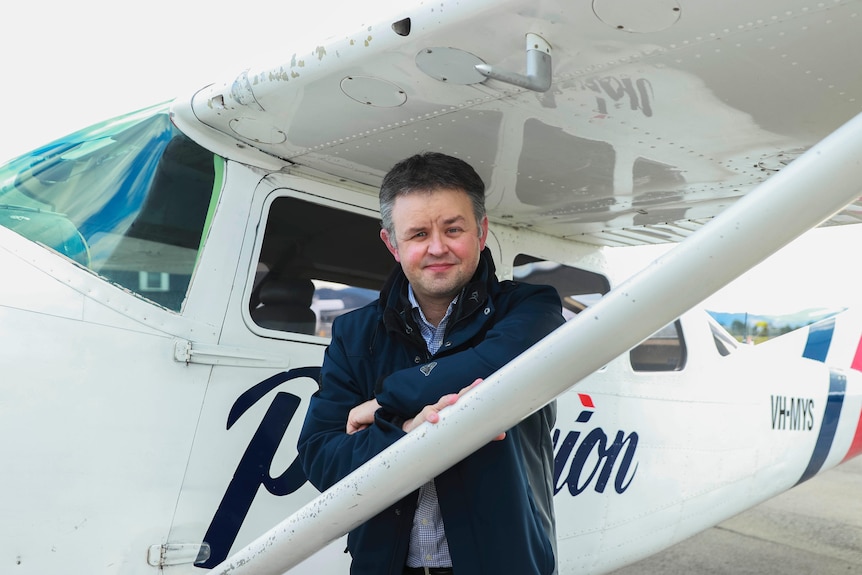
407, 284, 459, 327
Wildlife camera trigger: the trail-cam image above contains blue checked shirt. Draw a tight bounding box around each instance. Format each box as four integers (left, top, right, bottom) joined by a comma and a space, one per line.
405, 286, 457, 568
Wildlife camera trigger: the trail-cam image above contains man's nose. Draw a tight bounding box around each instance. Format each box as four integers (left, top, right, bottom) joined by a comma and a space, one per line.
428, 231, 448, 254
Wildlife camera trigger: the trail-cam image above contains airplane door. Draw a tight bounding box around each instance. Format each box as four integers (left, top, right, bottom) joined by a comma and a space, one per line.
162, 172, 393, 573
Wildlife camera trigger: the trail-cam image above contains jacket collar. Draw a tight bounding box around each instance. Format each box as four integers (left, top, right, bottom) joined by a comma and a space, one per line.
379, 248, 496, 329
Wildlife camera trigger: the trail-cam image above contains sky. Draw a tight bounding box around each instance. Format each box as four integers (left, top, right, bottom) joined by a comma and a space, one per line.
0, 1, 405, 164
2, 1, 860, 316
693, 224, 862, 315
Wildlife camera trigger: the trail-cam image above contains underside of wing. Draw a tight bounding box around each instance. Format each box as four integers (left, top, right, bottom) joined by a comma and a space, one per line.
179, 0, 862, 247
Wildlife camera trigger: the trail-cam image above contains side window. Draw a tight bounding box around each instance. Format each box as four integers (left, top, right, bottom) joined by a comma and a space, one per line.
0, 104, 218, 311
514, 254, 687, 372
250, 196, 393, 337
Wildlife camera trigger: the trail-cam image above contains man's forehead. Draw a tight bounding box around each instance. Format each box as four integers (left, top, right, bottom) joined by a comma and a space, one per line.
397, 185, 468, 198
392, 187, 471, 209
399, 213, 468, 230
392, 191, 475, 229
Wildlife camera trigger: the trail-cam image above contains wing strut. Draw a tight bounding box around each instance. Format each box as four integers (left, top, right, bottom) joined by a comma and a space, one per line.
212, 112, 862, 575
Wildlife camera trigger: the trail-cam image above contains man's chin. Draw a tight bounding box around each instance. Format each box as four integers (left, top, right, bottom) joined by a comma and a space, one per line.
417, 281, 461, 300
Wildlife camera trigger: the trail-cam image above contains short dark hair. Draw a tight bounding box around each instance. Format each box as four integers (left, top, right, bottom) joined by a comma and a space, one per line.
379, 152, 486, 241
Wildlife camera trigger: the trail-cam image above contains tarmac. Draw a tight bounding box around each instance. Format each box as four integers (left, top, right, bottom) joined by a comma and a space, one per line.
609, 455, 862, 574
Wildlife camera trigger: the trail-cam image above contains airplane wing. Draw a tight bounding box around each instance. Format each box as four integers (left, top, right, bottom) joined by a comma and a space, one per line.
175, 0, 862, 248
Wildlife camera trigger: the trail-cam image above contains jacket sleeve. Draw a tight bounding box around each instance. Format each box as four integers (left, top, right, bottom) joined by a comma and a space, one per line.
376, 283, 564, 419
297, 319, 406, 492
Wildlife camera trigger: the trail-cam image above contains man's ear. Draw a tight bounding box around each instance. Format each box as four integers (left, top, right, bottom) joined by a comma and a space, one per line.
380, 228, 401, 262
478, 216, 489, 251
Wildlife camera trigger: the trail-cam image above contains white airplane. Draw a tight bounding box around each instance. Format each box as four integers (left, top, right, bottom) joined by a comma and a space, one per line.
2, 0, 862, 573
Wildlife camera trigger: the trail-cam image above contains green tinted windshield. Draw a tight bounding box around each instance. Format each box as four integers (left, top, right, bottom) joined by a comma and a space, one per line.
0, 103, 221, 311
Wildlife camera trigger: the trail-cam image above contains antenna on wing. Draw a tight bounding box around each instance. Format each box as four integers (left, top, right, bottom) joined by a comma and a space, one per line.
475, 33, 552, 92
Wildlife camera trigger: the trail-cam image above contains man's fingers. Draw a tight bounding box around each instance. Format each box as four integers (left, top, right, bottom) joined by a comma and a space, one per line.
347, 423, 370, 435
346, 399, 380, 434
457, 377, 484, 397
403, 391, 506, 441
437, 393, 459, 408
403, 394, 458, 432
422, 395, 456, 423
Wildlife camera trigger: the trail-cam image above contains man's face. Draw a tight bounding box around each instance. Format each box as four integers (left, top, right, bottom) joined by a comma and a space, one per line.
380, 187, 488, 308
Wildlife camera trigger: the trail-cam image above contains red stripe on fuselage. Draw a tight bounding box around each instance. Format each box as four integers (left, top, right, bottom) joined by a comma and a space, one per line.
850, 334, 862, 372
842, 336, 862, 462
842, 417, 862, 462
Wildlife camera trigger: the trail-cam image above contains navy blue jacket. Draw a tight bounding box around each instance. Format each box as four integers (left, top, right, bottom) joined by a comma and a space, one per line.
298, 249, 565, 575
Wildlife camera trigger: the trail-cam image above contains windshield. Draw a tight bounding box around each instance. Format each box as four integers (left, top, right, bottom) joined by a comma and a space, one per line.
0, 103, 221, 311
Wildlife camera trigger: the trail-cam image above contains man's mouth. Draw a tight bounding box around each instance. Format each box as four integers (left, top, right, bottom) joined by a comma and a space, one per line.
424, 262, 455, 272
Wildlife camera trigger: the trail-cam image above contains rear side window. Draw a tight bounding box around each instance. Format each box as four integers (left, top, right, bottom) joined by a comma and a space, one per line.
629, 320, 687, 372
250, 196, 393, 337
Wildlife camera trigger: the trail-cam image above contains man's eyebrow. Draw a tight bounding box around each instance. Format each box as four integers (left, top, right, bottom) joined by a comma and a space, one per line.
402, 224, 428, 236
442, 215, 467, 226
402, 215, 468, 235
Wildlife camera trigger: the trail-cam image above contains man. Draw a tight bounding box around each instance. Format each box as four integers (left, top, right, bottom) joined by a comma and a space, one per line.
298, 152, 565, 575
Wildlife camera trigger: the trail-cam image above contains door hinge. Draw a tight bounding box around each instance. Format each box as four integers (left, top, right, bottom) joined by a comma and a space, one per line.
173, 338, 289, 367
147, 543, 211, 567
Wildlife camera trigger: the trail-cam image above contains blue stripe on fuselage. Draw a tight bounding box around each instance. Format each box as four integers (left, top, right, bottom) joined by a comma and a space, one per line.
796, 369, 846, 485
796, 319, 842, 485
802, 317, 836, 362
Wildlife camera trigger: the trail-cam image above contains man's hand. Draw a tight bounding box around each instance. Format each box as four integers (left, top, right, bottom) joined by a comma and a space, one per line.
401, 393, 459, 433
346, 398, 380, 434
402, 378, 506, 440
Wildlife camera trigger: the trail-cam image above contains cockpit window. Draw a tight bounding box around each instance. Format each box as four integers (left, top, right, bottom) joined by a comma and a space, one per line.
0, 103, 219, 311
